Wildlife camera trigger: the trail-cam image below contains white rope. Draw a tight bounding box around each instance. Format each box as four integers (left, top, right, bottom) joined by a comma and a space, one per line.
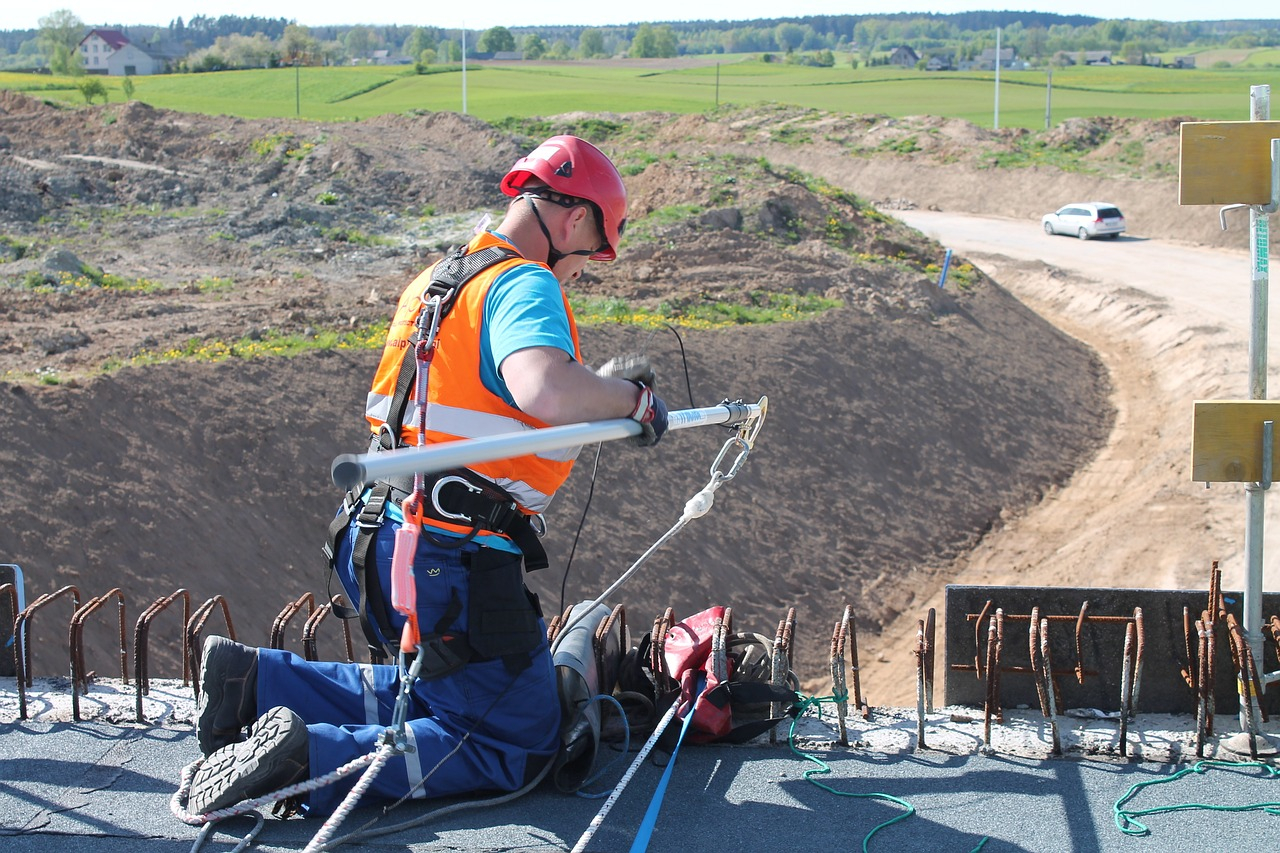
569, 699, 681, 853
303, 742, 397, 852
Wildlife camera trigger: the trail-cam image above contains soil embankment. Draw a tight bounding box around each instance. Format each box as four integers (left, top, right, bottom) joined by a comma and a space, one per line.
4, 93, 1208, 694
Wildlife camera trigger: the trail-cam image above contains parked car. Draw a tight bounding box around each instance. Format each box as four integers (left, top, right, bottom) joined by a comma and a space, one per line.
1042, 202, 1126, 240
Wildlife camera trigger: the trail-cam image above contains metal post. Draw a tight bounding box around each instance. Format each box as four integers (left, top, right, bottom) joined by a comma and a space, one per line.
461, 28, 467, 115
1243, 85, 1271, 715
993, 28, 1001, 131
1045, 66, 1052, 130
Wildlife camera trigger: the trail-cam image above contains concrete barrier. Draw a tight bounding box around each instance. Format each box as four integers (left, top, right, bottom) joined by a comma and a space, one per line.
944, 584, 1280, 715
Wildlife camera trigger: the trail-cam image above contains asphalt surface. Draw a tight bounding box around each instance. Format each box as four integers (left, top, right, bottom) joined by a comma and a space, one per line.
3, 680, 1280, 853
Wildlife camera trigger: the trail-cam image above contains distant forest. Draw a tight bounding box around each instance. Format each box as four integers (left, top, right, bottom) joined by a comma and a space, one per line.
3, 11, 1279, 68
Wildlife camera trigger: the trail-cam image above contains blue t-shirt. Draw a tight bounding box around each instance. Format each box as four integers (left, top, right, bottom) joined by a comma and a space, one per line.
479, 243, 577, 403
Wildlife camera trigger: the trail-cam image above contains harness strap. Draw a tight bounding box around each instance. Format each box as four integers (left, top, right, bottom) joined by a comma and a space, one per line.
379, 243, 521, 452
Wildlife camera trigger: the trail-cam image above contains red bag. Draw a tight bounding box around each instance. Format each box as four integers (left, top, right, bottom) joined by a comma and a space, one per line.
662, 606, 734, 740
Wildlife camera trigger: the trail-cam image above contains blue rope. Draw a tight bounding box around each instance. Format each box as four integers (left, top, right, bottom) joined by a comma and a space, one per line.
628, 675, 707, 853
574, 693, 633, 800
1113, 759, 1280, 836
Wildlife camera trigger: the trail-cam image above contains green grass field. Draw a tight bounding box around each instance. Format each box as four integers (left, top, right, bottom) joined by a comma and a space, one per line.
4, 53, 1280, 128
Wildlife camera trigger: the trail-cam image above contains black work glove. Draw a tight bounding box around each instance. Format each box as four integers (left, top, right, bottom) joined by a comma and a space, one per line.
628, 381, 669, 447
596, 353, 656, 389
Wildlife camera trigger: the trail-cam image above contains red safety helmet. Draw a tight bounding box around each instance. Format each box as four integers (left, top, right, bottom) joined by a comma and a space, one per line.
500, 135, 628, 261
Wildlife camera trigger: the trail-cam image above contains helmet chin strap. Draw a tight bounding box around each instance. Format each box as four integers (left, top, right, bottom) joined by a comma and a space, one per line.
520, 193, 596, 268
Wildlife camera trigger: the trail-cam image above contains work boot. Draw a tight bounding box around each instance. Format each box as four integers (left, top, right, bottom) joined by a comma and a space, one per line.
196, 635, 259, 756
188, 706, 309, 814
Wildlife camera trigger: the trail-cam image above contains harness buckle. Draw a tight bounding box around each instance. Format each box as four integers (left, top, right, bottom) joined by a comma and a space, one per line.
430, 475, 484, 523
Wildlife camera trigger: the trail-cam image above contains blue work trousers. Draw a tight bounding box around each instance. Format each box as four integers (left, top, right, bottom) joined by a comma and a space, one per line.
257, 508, 560, 815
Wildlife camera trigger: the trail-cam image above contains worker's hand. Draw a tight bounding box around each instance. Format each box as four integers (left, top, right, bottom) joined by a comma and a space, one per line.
628, 382, 668, 447
596, 353, 656, 389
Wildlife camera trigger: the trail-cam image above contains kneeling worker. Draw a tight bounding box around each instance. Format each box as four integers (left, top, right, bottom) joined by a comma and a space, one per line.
188, 135, 668, 814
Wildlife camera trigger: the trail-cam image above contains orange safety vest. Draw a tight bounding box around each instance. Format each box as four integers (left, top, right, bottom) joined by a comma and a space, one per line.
365, 232, 583, 518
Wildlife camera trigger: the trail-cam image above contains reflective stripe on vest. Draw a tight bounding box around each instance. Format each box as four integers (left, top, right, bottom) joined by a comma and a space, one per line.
365, 232, 582, 514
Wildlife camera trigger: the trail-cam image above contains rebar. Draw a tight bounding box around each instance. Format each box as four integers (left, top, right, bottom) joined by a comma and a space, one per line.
187, 596, 235, 701
270, 592, 316, 652
1196, 619, 1209, 758
983, 610, 1004, 747
1075, 601, 1089, 685
69, 588, 128, 722
303, 595, 355, 663
1040, 618, 1061, 756
915, 616, 927, 751
769, 606, 795, 745
1131, 607, 1146, 715
1029, 607, 1051, 718
1119, 622, 1134, 757
134, 589, 191, 723
923, 607, 935, 714
14, 585, 80, 720
1181, 606, 1197, 690
829, 607, 849, 747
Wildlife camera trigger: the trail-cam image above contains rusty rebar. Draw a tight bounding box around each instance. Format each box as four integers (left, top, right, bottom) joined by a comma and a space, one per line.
187, 596, 235, 701
1075, 601, 1089, 685
593, 604, 626, 696
652, 607, 676, 691
830, 607, 849, 747
1206, 613, 1217, 735
843, 606, 866, 719
915, 616, 927, 751
303, 595, 355, 663
983, 613, 998, 748
69, 588, 128, 722
710, 607, 731, 683
1195, 619, 1209, 758
1181, 606, 1197, 691
134, 589, 191, 723
1119, 622, 1134, 757
14, 585, 80, 720
1029, 607, 1050, 718
1040, 618, 1061, 756
769, 606, 797, 745
270, 592, 316, 651
974, 599, 992, 681
923, 607, 935, 714
1131, 607, 1145, 716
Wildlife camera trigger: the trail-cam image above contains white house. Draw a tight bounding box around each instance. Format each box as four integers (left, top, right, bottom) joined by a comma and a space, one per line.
79, 28, 167, 75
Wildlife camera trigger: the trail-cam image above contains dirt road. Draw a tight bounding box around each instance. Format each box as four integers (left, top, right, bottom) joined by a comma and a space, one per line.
858, 209, 1279, 705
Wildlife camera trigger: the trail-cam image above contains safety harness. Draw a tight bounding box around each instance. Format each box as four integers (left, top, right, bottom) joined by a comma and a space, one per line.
323, 242, 550, 665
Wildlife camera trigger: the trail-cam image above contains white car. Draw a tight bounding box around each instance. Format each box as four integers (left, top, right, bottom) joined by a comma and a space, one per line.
1042, 202, 1126, 240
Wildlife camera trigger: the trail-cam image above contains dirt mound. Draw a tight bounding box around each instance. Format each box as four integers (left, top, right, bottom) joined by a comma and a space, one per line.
0, 93, 1112, 688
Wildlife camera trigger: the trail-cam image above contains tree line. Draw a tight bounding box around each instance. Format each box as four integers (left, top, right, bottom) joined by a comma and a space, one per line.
6, 9, 1280, 72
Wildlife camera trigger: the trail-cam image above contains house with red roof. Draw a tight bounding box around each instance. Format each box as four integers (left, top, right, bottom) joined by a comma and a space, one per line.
78, 28, 170, 76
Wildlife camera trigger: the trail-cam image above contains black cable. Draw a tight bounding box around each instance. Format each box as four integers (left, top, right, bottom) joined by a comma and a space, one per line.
559, 324, 698, 615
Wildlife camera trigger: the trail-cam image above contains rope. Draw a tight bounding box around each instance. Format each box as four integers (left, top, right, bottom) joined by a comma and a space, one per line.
570, 698, 683, 853
575, 693, 633, 799
786, 694, 990, 853
1113, 759, 1280, 836
303, 742, 397, 852
188, 812, 264, 853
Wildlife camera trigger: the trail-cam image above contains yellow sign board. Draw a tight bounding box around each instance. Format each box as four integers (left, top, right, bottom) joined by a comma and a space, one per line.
1191, 400, 1280, 482
1179, 121, 1280, 206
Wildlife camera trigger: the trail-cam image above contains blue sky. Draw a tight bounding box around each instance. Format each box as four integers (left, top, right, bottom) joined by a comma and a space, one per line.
5, 1, 1276, 31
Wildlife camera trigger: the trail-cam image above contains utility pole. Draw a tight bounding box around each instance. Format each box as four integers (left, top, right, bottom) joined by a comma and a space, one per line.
1045, 65, 1052, 130
993, 27, 1001, 131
